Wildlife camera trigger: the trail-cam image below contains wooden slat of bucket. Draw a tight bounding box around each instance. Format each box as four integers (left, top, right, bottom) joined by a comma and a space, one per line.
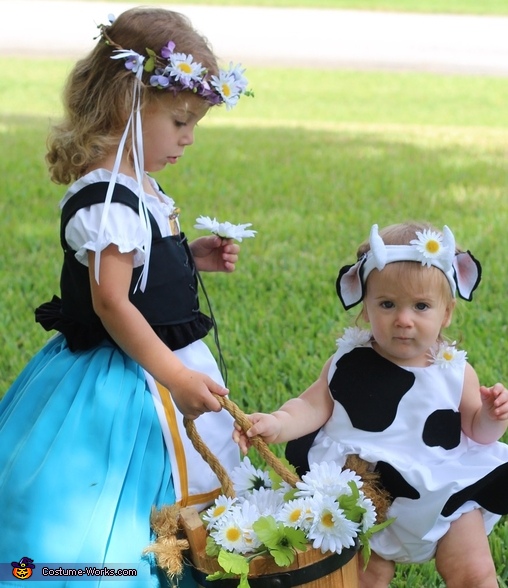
289, 548, 359, 588
180, 506, 359, 588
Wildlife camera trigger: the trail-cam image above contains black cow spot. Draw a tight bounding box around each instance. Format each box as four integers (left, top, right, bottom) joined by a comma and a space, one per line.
375, 461, 420, 501
422, 409, 461, 450
330, 347, 415, 432
285, 430, 319, 477
441, 462, 508, 517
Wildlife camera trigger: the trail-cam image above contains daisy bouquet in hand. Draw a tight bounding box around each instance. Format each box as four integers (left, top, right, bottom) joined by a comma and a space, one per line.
202, 458, 392, 586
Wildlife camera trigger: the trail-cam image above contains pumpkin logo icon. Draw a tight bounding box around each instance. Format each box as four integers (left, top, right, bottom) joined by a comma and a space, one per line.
11, 557, 35, 580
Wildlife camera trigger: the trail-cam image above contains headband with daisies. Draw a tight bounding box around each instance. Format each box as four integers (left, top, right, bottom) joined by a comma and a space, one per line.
99, 18, 252, 110
336, 224, 482, 310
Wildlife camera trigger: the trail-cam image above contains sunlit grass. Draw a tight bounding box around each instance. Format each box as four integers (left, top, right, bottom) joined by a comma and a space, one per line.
76, 0, 508, 15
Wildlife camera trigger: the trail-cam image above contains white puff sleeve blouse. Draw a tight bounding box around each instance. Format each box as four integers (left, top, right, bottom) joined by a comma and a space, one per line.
60, 169, 177, 268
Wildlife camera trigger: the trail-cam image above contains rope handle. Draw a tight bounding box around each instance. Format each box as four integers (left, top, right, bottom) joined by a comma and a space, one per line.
183, 394, 300, 498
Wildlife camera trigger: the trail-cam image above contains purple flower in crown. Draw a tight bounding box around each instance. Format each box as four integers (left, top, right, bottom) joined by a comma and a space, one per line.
149, 71, 171, 88
125, 56, 141, 72
160, 41, 176, 59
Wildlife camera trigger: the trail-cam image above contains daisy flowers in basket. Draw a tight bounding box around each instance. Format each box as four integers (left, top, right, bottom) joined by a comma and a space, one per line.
201, 458, 392, 587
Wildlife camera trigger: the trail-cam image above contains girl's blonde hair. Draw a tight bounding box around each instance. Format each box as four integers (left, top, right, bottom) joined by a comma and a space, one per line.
46, 7, 219, 184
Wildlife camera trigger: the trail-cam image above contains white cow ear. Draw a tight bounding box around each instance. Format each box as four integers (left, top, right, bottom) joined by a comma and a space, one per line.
453, 251, 482, 301
336, 256, 367, 310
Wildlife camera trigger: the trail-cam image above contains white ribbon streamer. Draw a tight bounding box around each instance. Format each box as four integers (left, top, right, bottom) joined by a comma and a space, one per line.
94, 50, 152, 292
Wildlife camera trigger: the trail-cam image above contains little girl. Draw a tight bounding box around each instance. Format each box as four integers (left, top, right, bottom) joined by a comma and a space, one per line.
0, 7, 251, 587
236, 222, 508, 588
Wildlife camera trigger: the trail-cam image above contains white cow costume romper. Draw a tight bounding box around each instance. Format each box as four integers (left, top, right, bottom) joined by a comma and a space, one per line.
286, 224, 508, 563
304, 330, 508, 562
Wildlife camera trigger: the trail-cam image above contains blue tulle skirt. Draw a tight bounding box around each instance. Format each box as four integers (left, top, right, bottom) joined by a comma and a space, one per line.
0, 334, 195, 587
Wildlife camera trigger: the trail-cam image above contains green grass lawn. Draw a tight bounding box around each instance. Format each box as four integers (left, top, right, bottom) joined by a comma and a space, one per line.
1, 56, 508, 586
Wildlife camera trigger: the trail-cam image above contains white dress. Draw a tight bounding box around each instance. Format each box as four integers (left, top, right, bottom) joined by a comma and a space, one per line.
307, 328, 508, 563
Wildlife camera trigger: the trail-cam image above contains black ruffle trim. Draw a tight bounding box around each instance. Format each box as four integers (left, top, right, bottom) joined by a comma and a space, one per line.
35, 295, 212, 352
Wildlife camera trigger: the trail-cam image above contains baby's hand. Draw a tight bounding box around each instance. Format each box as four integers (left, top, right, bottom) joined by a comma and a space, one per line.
480, 383, 508, 422
233, 422, 251, 455
232, 412, 282, 454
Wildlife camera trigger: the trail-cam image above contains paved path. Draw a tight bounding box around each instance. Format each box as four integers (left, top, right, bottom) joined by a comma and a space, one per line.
2, 0, 508, 75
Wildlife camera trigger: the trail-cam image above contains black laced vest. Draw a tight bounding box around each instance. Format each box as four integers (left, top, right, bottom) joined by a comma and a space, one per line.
35, 182, 212, 351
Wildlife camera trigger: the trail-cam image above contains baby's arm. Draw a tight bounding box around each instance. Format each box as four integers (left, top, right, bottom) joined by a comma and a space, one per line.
459, 363, 508, 444
235, 357, 334, 453
88, 245, 228, 420
190, 236, 240, 273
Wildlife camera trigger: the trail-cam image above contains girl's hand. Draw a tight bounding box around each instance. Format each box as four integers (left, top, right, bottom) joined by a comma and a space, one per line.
480, 383, 508, 422
168, 366, 229, 420
190, 236, 239, 273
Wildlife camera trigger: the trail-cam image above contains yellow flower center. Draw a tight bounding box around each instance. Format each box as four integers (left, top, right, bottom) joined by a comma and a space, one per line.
425, 239, 440, 254
178, 63, 192, 74
443, 351, 454, 361
221, 83, 232, 97
226, 527, 241, 542
289, 508, 302, 523
321, 512, 335, 528
213, 505, 226, 517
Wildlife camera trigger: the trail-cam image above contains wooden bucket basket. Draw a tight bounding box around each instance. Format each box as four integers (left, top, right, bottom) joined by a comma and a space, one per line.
177, 394, 362, 588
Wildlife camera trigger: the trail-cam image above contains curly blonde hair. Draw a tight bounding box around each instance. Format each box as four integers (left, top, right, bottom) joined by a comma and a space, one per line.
46, 7, 220, 184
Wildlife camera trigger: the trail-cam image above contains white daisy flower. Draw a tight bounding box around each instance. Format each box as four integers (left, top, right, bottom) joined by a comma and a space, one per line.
248, 487, 285, 518
168, 52, 204, 86
210, 70, 242, 109
276, 497, 312, 529
202, 495, 237, 530
225, 62, 249, 92
211, 501, 262, 554
410, 229, 448, 267
194, 216, 256, 242
336, 327, 371, 354
356, 493, 377, 532
194, 215, 220, 233
216, 221, 257, 241
296, 461, 363, 499
210, 512, 247, 554
430, 342, 467, 368
230, 456, 272, 497
307, 495, 359, 554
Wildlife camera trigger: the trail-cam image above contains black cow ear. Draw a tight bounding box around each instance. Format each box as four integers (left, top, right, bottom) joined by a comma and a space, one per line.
336, 256, 366, 310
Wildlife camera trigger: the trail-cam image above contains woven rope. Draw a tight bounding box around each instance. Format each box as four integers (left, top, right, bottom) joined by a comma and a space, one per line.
183, 394, 300, 497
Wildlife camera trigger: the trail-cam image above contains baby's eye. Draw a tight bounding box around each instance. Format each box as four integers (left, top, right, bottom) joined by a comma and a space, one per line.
174, 119, 187, 128
415, 302, 429, 311
380, 301, 394, 309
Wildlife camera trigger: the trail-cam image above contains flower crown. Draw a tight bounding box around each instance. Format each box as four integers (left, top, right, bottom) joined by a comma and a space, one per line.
98, 19, 253, 109
336, 224, 482, 310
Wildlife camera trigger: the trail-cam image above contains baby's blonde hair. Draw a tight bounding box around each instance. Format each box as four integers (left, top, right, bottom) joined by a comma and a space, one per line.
358, 221, 458, 306
46, 7, 219, 184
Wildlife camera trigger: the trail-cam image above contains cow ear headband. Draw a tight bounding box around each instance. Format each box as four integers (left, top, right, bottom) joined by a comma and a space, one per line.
336, 224, 482, 310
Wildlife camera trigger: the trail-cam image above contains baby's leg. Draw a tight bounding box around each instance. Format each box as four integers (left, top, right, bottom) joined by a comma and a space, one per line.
435, 509, 497, 588
359, 551, 395, 588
